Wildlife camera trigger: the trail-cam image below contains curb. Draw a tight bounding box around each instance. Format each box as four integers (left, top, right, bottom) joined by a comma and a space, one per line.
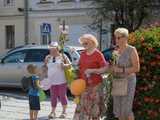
0, 92, 27, 100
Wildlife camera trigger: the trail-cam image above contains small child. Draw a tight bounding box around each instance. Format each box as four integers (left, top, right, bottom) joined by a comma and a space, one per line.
27, 64, 41, 120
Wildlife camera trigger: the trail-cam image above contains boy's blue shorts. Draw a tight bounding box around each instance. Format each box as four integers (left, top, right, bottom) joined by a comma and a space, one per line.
29, 95, 40, 110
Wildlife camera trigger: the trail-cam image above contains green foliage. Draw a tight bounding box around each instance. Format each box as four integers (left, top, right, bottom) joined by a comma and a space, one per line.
101, 74, 116, 120
129, 26, 160, 120
91, 0, 152, 32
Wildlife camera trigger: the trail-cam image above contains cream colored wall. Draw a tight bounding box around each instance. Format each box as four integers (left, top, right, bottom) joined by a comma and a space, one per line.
0, 0, 24, 16
0, 0, 24, 55
29, 15, 94, 46
0, 0, 103, 55
0, 17, 25, 54
29, 17, 59, 44
29, 0, 93, 10
0, 14, 99, 55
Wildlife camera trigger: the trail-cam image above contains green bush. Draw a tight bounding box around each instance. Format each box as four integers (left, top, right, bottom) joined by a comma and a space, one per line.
129, 26, 160, 120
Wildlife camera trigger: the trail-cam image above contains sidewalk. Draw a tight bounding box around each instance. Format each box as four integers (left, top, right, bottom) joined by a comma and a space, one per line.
0, 94, 76, 120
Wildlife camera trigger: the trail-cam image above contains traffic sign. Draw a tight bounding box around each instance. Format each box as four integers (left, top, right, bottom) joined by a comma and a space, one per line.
41, 23, 51, 34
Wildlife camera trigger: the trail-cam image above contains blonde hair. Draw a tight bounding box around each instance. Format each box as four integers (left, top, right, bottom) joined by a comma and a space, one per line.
114, 28, 129, 38
27, 64, 37, 74
79, 34, 98, 48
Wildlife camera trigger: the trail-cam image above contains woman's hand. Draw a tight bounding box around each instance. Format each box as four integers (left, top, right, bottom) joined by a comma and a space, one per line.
44, 55, 51, 64
112, 66, 123, 73
61, 62, 65, 69
61, 62, 71, 70
84, 69, 96, 77
85, 66, 108, 76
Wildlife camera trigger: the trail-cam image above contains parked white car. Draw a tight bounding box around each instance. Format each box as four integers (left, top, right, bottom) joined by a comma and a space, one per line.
0, 45, 83, 88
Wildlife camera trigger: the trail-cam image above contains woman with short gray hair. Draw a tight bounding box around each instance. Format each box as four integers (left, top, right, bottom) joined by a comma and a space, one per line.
112, 28, 140, 120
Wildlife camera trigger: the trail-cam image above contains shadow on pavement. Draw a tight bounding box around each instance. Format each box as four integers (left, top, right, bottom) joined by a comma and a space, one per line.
0, 87, 73, 101
23, 116, 48, 120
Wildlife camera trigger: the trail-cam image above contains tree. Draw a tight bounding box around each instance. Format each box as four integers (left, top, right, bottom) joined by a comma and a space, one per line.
91, 0, 153, 32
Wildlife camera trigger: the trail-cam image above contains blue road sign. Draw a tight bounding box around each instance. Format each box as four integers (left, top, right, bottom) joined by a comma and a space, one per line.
41, 23, 51, 34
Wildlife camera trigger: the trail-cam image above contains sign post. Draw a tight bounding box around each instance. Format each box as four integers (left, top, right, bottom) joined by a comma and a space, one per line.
40, 23, 52, 44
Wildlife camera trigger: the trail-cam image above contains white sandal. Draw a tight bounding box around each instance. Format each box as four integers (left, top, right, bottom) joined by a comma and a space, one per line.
48, 112, 56, 119
59, 113, 66, 118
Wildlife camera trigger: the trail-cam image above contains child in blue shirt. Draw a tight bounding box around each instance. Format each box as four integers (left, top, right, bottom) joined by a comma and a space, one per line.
27, 64, 41, 120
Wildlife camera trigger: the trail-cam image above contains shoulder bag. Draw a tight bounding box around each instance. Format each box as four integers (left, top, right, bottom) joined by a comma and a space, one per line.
111, 77, 128, 96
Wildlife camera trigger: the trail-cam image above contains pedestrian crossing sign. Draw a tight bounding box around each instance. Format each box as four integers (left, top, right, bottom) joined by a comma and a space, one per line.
41, 23, 51, 34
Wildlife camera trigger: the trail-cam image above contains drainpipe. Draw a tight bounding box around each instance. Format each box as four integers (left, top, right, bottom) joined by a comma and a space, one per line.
24, 0, 29, 44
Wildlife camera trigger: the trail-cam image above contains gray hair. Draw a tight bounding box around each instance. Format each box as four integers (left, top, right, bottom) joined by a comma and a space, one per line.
114, 28, 129, 38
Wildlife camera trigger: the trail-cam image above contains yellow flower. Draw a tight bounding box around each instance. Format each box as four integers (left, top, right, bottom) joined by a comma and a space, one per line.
73, 96, 80, 104
129, 33, 136, 44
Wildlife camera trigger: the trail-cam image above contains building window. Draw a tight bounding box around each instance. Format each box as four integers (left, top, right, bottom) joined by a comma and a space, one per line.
5, 25, 15, 49
41, 0, 47, 1
4, 0, 14, 6
39, 0, 51, 3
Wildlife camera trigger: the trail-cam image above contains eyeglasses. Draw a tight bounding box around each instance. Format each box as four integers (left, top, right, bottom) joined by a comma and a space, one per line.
82, 42, 88, 46
115, 36, 124, 40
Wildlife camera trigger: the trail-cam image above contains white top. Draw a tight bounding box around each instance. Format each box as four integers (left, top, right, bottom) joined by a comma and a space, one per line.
47, 56, 66, 85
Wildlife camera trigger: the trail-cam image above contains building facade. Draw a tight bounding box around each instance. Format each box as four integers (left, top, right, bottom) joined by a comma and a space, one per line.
0, 0, 112, 54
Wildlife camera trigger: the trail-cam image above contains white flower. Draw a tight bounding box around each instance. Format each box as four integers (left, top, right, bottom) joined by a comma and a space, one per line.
112, 50, 120, 65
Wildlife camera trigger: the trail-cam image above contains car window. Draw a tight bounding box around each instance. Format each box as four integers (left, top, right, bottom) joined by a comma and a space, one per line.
64, 51, 72, 62
3, 50, 27, 63
25, 49, 49, 62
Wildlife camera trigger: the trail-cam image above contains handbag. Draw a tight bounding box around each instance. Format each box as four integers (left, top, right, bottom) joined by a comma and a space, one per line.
64, 66, 75, 86
62, 54, 76, 86
111, 78, 128, 96
39, 89, 47, 102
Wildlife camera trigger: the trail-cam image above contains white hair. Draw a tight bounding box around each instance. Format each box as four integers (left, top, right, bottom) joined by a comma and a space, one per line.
114, 28, 129, 38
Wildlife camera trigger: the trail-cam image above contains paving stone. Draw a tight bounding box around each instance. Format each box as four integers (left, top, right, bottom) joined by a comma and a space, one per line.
0, 95, 76, 120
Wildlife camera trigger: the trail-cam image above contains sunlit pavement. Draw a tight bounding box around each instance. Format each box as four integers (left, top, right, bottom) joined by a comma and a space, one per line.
0, 92, 76, 120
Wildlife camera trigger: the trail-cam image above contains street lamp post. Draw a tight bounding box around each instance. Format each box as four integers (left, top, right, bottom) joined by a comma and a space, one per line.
24, 0, 29, 45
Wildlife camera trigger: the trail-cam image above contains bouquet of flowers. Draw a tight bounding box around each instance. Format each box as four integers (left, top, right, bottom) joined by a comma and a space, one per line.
58, 21, 77, 87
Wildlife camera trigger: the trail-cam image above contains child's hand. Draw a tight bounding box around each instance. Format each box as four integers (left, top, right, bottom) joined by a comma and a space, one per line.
36, 80, 41, 89
39, 85, 44, 90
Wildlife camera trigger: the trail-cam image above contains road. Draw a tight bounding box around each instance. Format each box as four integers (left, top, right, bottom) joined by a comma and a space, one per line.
0, 87, 76, 120
0, 88, 25, 96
